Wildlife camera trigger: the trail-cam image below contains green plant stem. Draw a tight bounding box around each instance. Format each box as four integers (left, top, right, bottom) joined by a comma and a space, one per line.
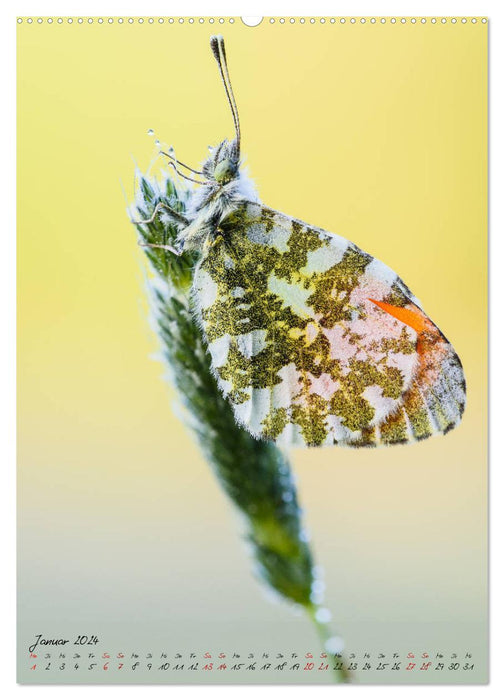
306, 604, 352, 683
130, 172, 349, 682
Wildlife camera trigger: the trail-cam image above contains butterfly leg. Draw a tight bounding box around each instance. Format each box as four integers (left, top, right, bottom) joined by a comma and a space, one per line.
131, 201, 189, 227
159, 151, 205, 176
159, 152, 210, 185
167, 162, 210, 186
137, 240, 181, 256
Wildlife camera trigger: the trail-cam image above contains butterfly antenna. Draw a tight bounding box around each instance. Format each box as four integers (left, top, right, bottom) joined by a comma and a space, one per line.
210, 35, 241, 158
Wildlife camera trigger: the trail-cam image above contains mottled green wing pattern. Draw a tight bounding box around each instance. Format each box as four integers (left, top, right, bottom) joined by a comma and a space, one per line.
193, 202, 465, 447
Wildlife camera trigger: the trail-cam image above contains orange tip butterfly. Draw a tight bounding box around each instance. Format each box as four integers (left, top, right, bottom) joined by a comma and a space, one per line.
137, 35, 466, 448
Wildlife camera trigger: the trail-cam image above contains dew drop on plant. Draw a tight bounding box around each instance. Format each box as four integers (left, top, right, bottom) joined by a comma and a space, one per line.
147, 129, 155, 136
315, 607, 332, 624
312, 579, 325, 594
325, 636, 345, 654
299, 528, 310, 542
310, 590, 324, 605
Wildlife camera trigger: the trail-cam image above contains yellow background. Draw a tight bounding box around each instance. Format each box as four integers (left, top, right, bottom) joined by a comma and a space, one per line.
18, 18, 487, 683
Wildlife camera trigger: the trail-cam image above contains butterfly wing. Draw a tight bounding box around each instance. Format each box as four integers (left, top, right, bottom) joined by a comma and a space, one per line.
194, 202, 466, 447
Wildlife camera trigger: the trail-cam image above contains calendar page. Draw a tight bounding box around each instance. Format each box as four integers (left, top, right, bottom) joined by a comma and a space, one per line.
17, 14, 488, 685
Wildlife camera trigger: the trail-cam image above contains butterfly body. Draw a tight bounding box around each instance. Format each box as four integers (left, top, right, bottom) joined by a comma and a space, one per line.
141, 35, 466, 448
180, 142, 257, 252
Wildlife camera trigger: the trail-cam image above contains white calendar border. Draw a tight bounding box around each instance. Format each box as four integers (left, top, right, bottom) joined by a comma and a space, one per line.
2, 1, 500, 699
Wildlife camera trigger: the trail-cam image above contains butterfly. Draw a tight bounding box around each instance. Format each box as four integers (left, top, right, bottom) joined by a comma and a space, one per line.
135, 35, 466, 448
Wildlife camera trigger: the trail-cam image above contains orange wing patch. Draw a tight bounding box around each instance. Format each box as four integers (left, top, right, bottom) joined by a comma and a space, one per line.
368, 298, 430, 334
366, 297, 465, 441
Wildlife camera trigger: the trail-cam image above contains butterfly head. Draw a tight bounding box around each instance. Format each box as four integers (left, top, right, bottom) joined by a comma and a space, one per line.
203, 138, 240, 184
